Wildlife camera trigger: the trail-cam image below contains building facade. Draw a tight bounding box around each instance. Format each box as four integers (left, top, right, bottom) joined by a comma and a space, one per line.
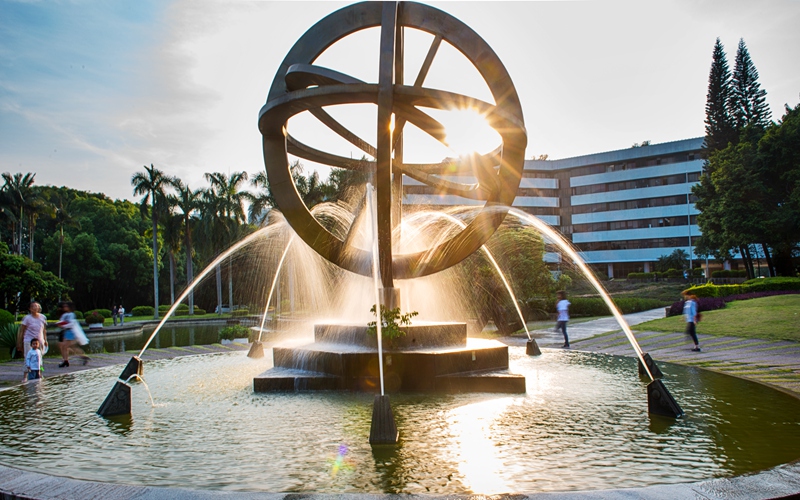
403, 137, 706, 278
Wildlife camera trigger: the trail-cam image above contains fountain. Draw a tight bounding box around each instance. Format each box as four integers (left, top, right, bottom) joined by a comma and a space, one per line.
96, 0, 682, 429
4, 3, 800, 497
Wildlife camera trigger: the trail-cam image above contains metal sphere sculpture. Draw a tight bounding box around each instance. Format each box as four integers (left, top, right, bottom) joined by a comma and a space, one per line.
258, 1, 527, 286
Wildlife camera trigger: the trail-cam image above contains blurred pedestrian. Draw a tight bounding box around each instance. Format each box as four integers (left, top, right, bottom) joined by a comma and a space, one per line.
16, 302, 48, 378
57, 301, 90, 367
112, 304, 119, 326
682, 292, 701, 352
118, 305, 125, 325
555, 290, 570, 348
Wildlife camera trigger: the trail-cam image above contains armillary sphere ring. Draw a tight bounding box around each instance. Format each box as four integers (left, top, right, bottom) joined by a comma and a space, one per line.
258, 1, 527, 281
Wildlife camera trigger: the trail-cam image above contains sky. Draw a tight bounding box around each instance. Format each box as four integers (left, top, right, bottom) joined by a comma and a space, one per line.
1, 0, 799, 202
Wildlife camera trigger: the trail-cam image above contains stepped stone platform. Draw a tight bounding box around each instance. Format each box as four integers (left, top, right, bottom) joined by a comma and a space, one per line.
254, 322, 526, 394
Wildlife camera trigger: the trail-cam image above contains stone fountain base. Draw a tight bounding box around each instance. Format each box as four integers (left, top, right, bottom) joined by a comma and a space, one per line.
253, 322, 525, 394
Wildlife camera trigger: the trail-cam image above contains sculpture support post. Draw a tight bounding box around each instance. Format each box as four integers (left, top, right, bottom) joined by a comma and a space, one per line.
369, 394, 399, 445
376, 1, 397, 290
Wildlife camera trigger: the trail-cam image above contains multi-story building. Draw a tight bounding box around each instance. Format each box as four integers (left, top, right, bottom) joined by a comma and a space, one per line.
403, 137, 706, 278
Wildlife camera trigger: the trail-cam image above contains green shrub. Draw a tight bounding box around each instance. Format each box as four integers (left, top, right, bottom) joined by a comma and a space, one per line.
567, 298, 610, 317
0, 309, 14, 326
692, 268, 705, 277
614, 297, 669, 314
74, 310, 84, 320
712, 269, 748, 278
684, 278, 800, 298
715, 284, 744, 297
626, 272, 654, 280
683, 283, 719, 298
559, 297, 668, 317
84, 311, 106, 325
743, 276, 800, 292
131, 305, 155, 317
91, 308, 112, 318
158, 304, 190, 313
173, 307, 205, 316
218, 324, 252, 341
231, 309, 250, 317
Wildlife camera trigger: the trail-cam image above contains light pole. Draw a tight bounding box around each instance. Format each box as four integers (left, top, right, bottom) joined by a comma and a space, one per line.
687, 172, 693, 274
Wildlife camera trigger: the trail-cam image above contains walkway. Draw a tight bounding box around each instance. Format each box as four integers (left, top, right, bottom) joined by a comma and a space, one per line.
511, 307, 800, 396
0, 342, 249, 389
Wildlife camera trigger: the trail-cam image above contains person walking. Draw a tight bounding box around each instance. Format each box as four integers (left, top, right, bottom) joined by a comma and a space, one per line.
112, 305, 119, 327
118, 305, 125, 325
16, 302, 48, 378
57, 301, 90, 367
23, 338, 43, 382
555, 290, 570, 348
682, 292, 701, 352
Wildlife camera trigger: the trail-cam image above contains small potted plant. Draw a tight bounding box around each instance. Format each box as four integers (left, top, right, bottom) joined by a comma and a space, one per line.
84, 310, 105, 330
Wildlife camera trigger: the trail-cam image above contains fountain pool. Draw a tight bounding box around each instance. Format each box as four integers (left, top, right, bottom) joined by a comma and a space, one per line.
2, 348, 799, 494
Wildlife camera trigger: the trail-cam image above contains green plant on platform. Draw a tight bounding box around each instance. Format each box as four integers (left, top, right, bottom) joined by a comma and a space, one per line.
367, 305, 418, 341
218, 324, 252, 341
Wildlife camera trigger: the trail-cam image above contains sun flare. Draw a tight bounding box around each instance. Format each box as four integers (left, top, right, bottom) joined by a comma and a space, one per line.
442, 108, 501, 157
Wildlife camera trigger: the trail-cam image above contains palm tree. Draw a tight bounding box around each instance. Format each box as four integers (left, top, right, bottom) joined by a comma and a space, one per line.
53, 196, 80, 284
170, 178, 202, 315
248, 171, 274, 226
0, 182, 20, 251
161, 205, 183, 306
24, 191, 52, 261
1, 172, 36, 255
249, 161, 331, 226
131, 164, 169, 319
203, 171, 252, 312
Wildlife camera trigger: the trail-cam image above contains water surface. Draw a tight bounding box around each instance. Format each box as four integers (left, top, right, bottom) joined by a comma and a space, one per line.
0, 347, 798, 494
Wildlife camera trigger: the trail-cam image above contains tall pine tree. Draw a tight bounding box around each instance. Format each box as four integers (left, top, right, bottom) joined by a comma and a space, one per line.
730, 38, 771, 130
703, 38, 735, 154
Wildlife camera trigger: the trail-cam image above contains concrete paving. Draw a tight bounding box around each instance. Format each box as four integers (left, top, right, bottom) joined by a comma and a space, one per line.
0, 342, 249, 389
1, 310, 800, 499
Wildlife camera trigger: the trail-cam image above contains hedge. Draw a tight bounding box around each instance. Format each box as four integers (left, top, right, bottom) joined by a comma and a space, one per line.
0, 309, 13, 325
684, 277, 800, 298
90, 308, 113, 318
131, 305, 155, 317
557, 297, 668, 317
173, 307, 206, 316
742, 277, 800, 292
627, 268, 703, 280
158, 304, 190, 312
231, 309, 250, 317
711, 269, 747, 278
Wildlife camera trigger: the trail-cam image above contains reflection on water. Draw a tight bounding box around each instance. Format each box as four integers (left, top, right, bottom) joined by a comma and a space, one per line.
0, 348, 799, 494
74, 324, 224, 355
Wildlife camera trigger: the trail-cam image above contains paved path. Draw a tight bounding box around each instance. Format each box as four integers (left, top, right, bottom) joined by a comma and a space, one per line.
504, 307, 800, 396
0, 342, 249, 389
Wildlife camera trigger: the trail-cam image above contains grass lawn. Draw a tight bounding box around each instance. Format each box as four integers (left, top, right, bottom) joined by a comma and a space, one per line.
633, 295, 800, 342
